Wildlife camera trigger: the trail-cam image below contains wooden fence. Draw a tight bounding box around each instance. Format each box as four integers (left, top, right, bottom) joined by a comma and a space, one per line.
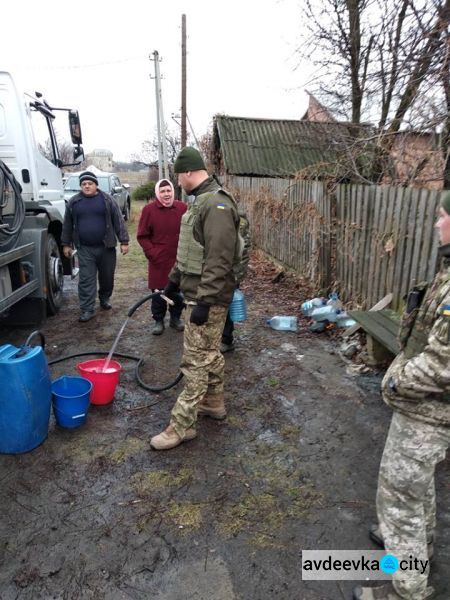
225, 176, 441, 311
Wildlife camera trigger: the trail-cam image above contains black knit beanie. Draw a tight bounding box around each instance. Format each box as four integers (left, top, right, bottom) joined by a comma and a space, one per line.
79, 171, 98, 186
441, 191, 450, 215
174, 147, 206, 173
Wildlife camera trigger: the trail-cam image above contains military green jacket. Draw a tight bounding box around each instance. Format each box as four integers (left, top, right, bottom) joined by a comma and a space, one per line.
169, 177, 239, 306
382, 245, 450, 426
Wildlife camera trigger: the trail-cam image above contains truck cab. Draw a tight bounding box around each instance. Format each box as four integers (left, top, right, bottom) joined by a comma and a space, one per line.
0, 71, 84, 325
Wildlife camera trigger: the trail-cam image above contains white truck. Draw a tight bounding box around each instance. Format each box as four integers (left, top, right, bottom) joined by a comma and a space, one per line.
0, 71, 84, 325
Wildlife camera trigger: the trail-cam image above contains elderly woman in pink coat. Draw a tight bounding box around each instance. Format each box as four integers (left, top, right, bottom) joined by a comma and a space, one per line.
137, 179, 187, 335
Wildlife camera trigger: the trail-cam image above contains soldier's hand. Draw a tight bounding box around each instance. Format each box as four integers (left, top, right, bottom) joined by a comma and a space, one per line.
190, 302, 210, 326
63, 245, 72, 258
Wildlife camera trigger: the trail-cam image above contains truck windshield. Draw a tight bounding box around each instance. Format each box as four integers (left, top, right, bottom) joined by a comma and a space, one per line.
64, 175, 110, 194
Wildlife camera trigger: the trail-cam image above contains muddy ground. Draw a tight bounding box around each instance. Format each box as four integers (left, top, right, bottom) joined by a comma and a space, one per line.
1, 210, 449, 600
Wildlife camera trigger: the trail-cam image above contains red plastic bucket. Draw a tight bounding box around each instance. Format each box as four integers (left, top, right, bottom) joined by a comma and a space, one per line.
76, 359, 121, 405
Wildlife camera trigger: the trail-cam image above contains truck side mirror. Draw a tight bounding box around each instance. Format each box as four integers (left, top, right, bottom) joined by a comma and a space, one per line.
69, 110, 82, 145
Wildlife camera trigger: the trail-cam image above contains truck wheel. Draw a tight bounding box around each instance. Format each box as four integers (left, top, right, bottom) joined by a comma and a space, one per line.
123, 200, 130, 221
46, 234, 64, 315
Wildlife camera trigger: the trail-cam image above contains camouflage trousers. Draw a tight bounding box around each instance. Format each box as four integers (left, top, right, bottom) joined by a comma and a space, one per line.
171, 304, 227, 438
377, 411, 450, 599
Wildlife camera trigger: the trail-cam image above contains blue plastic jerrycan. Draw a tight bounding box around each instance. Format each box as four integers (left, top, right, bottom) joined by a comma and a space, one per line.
0, 339, 52, 454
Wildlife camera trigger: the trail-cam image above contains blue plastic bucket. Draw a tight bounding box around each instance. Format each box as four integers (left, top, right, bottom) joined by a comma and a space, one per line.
51, 376, 92, 429
0, 343, 52, 454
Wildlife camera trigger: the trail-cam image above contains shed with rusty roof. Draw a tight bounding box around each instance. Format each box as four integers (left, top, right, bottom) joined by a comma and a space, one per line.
211, 115, 372, 179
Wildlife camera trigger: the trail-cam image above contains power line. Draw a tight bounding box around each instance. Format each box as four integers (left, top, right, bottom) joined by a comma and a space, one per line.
17, 56, 147, 72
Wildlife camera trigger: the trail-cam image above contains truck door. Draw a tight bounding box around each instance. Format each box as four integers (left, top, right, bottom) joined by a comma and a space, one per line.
28, 107, 65, 219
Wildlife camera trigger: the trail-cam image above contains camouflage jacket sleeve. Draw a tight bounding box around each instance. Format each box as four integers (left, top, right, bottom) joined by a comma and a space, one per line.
391, 296, 450, 399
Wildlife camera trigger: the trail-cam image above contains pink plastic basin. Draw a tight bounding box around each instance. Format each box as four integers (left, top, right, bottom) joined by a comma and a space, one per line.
76, 359, 121, 405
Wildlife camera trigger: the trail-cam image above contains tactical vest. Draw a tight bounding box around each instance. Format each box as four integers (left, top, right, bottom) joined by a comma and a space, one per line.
402, 270, 450, 359
176, 189, 243, 276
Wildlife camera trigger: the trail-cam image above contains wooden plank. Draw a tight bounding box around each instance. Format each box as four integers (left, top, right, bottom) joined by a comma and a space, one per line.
399, 189, 419, 307
335, 185, 342, 290
361, 186, 375, 307
356, 185, 368, 302
376, 186, 390, 306
367, 186, 382, 306
418, 189, 436, 283
410, 190, 427, 284
348, 310, 399, 336
384, 186, 397, 299
427, 192, 441, 280
391, 186, 408, 310
405, 188, 422, 289
343, 293, 393, 337
348, 309, 400, 355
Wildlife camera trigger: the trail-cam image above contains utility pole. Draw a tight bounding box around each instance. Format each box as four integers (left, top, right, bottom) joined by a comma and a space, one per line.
181, 14, 187, 148
151, 50, 169, 179
150, 53, 162, 179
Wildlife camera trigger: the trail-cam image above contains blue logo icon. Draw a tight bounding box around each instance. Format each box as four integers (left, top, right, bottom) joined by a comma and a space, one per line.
380, 554, 399, 574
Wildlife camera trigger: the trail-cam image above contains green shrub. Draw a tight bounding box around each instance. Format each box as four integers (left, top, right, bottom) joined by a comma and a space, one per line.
132, 182, 156, 202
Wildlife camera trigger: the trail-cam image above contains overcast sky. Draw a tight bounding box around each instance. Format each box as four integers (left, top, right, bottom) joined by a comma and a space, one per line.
3, 0, 312, 162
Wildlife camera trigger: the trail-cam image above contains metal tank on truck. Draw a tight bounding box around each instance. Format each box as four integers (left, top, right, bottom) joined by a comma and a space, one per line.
0, 71, 84, 324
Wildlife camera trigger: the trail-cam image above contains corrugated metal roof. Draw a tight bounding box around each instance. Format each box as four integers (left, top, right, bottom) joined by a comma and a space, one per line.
214, 115, 364, 178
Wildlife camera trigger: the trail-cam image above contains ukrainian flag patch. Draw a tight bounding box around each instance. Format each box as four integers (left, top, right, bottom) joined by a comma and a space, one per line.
441, 304, 450, 316
216, 203, 226, 209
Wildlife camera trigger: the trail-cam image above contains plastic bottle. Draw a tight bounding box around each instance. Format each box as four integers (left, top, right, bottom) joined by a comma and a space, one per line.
335, 312, 357, 328
301, 297, 326, 316
229, 289, 247, 322
310, 292, 343, 323
266, 316, 298, 332
327, 292, 342, 310
310, 306, 339, 322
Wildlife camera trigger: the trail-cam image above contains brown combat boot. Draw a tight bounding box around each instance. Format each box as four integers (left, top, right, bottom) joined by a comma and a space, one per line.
197, 393, 227, 420
150, 424, 197, 450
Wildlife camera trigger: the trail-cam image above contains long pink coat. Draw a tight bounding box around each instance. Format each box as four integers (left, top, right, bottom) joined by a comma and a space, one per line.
137, 199, 187, 289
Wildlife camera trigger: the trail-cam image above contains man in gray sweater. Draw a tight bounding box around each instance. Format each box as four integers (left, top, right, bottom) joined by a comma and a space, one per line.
62, 171, 129, 322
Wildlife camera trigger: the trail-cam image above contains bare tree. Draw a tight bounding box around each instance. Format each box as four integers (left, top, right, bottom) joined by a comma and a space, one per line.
299, 0, 450, 183
131, 126, 183, 166
441, 25, 450, 187
38, 136, 78, 167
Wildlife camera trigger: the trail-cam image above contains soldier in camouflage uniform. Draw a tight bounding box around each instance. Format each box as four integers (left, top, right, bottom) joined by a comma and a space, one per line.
353, 192, 450, 599
150, 147, 240, 451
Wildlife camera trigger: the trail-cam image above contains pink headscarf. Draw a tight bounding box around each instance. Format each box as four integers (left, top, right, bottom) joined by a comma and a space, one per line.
155, 179, 175, 207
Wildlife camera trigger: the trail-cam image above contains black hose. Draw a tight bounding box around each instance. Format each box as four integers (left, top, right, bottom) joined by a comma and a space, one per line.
127, 292, 157, 317
24, 330, 46, 350
47, 291, 183, 394
48, 351, 183, 393
0, 160, 25, 252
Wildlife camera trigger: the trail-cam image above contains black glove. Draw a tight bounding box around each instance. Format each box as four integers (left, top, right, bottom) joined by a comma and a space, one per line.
163, 280, 179, 299
190, 302, 210, 326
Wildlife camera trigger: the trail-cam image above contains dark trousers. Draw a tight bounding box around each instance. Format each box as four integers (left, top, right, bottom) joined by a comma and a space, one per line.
222, 310, 234, 344
151, 289, 184, 322
77, 245, 116, 312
